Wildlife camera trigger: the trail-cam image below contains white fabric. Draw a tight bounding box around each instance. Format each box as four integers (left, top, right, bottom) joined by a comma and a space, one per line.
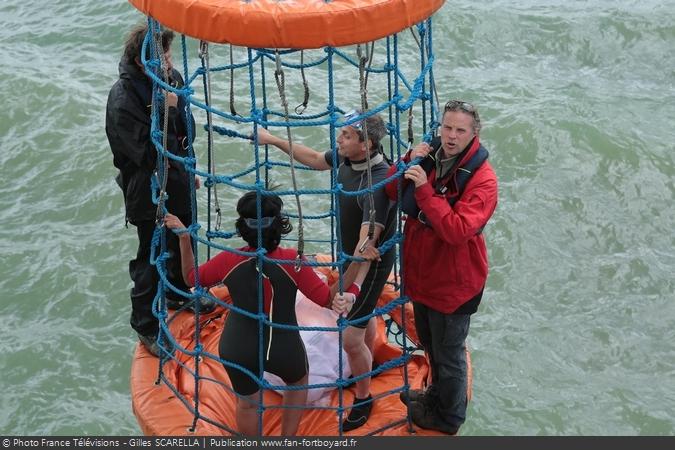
264, 274, 351, 406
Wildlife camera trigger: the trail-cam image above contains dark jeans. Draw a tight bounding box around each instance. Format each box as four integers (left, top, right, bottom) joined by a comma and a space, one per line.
129, 215, 191, 337
412, 302, 470, 429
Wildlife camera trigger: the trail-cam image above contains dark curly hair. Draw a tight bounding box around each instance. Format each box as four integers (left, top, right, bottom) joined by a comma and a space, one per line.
122, 23, 174, 66
235, 192, 292, 252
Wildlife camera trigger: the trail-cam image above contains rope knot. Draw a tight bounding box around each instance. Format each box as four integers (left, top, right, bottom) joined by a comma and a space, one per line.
188, 222, 201, 234
251, 108, 264, 123
193, 286, 208, 298
151, 129, 163, 142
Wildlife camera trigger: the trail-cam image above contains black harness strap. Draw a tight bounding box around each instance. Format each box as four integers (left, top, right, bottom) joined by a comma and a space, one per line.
401, 137, 489, 231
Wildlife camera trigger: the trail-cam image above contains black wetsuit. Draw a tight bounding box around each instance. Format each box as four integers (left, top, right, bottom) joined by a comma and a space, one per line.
188, 247, 332, 396
324, 151, 396, 328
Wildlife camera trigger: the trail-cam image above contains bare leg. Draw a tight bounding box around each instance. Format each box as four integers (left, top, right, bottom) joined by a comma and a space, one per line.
281, 374, 308, 436
364, 317, 377, 355
343, 326, 371, 399
236, 393, 260, 436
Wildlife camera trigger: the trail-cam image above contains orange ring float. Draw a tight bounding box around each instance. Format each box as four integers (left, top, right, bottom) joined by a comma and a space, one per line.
128, 0, 446, 49
131, 255, 472, 436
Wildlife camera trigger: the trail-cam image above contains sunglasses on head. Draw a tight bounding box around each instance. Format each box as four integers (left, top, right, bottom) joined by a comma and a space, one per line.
445, 100, 476, 115
341, 109, 364, 131
243, 216, 276, 229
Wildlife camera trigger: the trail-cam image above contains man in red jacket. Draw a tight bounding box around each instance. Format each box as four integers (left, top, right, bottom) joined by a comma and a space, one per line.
386, 100, 498, 434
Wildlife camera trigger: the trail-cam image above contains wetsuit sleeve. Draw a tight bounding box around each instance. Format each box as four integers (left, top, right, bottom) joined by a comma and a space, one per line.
415, 164, 498, 245
323, 150, 336, 168
295, 262, 331, 307
186, 251, 237, 288
359, 177, 392, 229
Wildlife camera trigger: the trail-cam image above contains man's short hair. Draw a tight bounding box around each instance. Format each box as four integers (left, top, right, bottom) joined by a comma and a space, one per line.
444, 100, 482, 134
343, 110, 388, 151
123, 23, 174, 65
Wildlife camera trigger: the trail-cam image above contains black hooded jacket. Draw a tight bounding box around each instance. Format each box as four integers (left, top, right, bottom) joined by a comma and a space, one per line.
105, 61, 195, 224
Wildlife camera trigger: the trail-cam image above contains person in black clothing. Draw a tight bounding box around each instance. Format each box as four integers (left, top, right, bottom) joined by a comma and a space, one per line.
256, 112, 396, 431
105, 23, 213, 357
164, 192, 376, 435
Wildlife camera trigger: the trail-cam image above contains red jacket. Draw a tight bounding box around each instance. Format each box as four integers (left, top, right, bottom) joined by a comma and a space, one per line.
385, 137, 498, 313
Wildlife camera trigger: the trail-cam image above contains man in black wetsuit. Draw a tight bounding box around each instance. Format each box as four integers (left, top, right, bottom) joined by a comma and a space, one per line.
256, 111, 396, 431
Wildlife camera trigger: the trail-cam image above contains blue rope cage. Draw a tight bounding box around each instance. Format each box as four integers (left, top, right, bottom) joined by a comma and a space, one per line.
140, 16, 440, 435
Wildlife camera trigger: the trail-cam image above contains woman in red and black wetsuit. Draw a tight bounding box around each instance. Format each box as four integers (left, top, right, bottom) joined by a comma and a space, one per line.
164, 191, 378, 436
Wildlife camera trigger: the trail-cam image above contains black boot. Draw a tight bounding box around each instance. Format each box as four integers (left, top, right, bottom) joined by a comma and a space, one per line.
342, 395, 373, 432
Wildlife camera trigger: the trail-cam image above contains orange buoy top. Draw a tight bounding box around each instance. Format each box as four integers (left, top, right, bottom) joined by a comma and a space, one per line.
128, 0, 446, 49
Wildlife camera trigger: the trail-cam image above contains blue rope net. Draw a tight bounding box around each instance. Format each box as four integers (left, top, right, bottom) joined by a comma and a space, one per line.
141, 16, 439, 436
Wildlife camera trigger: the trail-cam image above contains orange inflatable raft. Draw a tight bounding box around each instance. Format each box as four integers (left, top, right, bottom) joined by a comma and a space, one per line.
128, 0, 446, 48
130, 258, 472, 436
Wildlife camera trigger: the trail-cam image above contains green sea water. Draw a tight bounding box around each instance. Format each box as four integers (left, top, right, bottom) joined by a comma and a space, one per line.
0, 0, 673, 436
